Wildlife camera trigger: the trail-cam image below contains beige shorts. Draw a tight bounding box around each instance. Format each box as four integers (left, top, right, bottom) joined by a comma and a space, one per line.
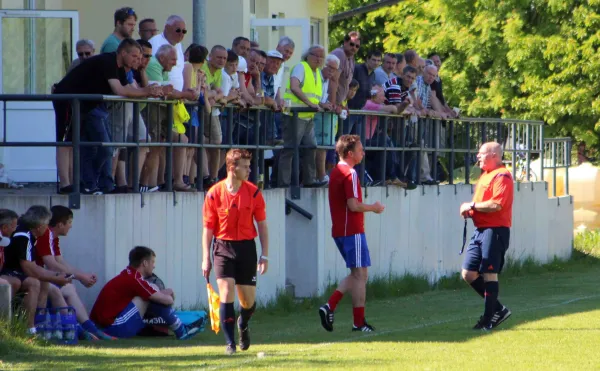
108, 102, 149, 143
204, 112, 222, 144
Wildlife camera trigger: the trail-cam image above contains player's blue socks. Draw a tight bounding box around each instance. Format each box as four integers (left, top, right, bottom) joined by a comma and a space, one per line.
471, 276, 503, 311
81, 320, 100, 334
239, 303, 255, 329
148, 302, 184, 336
220, 302, 236, 346
483, 281, 499, 322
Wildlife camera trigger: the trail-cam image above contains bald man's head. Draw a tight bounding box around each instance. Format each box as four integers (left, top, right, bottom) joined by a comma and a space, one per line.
477, 142, 504, 171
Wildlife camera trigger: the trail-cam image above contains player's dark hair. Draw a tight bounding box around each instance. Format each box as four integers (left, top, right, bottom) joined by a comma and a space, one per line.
403, 65, 418, 75
227, 49, 239, 63
117, 38, 142, 54
188, 45, 208, 64
49, 205, 73, 227
226, 149, 252, 170
136, 39, 152, 49
129, 246, 156, 267
336, 135, 362, 160
0, 209, 18, 227
232, 36, 250, 48
114, 7, 137, 27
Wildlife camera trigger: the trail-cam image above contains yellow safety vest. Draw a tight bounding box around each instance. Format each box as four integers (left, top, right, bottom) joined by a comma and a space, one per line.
284, 61, 322, 119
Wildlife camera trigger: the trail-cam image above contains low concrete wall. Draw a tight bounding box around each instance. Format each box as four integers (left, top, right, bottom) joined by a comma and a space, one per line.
0, 181, 573, 308
285, 183, 574, 297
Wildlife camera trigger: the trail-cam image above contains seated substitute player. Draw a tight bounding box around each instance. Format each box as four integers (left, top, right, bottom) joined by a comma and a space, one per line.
35, 205, 114, 340
0, 209, 19, 298
459, 142, 513, 330
90, 246, 202, 339
0, 206, 72, 335
202, 148, 269, 355
319, 135, 385, 333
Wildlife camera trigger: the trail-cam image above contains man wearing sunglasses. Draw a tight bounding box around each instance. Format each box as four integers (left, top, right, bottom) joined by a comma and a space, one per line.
149, 15, 187, 92
101, 7, 138, 54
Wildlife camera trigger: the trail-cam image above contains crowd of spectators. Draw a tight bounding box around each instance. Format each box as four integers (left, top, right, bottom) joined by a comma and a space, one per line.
52, 6, 459, 194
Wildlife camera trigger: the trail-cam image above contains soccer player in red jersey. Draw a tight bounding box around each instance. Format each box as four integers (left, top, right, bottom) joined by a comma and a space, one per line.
319, 134, 385, 332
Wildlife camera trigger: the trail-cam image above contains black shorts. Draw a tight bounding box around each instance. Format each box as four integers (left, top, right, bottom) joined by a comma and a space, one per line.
0, 269, 28, 282
213, 239, 257, 286
462, 227, 510, 274
53, 100, 73, 142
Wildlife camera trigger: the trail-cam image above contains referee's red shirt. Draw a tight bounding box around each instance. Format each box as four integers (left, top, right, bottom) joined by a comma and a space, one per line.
90, 267, 158, 327
329, 161, 365, 237
470, 166, 514, 228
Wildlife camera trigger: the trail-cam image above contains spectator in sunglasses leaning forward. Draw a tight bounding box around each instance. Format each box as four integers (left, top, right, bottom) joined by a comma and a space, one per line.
149, 15, 188, 91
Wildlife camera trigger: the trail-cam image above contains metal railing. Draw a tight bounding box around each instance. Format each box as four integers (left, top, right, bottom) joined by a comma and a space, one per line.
542, 137, 572, 197
0, 94, 572, 208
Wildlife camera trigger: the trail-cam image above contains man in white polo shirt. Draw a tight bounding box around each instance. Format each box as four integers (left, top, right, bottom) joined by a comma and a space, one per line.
149, 15, 187, 91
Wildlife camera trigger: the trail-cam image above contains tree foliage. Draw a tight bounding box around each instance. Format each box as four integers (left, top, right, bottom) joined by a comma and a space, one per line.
329, 0, 600, 146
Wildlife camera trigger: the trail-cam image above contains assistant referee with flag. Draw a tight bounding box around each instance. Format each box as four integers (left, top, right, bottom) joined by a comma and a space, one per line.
202, 148, 269, 355
459, 142, 514, 331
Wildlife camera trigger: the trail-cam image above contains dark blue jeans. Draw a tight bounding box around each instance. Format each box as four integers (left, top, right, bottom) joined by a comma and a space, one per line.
80, 107, 113, 191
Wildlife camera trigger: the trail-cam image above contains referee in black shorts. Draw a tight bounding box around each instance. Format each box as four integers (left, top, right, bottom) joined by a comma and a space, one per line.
202, 149, 269, 355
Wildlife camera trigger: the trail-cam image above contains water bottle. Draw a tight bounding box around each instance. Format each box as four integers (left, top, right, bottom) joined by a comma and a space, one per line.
44, 312, 53, 341
63, 308, 77, 343
51, 310, 63, 340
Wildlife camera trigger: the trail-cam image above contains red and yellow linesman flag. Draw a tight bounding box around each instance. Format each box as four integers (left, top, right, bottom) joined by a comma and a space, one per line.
206, 282, 220, 334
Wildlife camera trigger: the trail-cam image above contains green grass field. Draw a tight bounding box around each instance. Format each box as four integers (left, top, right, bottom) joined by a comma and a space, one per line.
2, 233, 600, 370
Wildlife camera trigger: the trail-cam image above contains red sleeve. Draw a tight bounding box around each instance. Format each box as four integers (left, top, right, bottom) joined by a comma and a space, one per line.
490, 174, 513, 209
132, 275, 158, 300
344, 170, 359, 200
253, 190, 267, 222
36, 230, 52, 258
203, 190, 219, 230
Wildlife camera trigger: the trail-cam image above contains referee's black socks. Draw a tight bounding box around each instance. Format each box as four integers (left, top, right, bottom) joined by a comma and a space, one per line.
483, 281, 499, 321
470, 276, 503, 312
239, 302, 256, 329
220, 302, 236, 346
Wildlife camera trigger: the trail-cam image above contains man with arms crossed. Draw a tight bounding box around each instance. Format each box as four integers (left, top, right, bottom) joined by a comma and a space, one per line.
319, 135, 385, 332
202, 149, 269, 355
90, 246, 202, 339
459, 142, 513, 330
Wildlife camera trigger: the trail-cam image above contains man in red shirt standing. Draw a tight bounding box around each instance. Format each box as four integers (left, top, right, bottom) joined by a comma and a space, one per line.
202, 149, 269, 355
319, 135, 385, 333
459, 142, 514, 330
90, 246, 202, 339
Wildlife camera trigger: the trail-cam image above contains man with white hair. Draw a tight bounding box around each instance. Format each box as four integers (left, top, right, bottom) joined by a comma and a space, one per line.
274, 36, 296, 106
314, 54, 341, 183
149, 15, 187, 91
68, 39, 96, 72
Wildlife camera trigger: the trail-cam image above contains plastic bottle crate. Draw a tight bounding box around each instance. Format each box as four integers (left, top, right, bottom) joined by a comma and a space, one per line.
34, 306, 78, 345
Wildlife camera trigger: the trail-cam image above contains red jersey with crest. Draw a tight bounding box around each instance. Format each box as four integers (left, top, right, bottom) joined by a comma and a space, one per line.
328, 161, 365, 237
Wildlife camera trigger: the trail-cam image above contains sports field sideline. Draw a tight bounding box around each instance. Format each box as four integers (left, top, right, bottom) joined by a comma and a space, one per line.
1, 257, 600, 370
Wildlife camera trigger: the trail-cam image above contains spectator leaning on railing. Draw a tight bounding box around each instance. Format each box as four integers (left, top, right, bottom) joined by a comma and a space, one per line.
331, 31, 360, 134
394, 53, 406, 78
278, 44, 329, 188
68, 39, 96, 73
53, 38, 162, 195
149, 15, 187, 92
138, 18, 159, 42
374, 53, 397, 86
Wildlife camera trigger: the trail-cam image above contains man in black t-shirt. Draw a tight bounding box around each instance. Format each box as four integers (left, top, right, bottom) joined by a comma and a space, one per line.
0, 206, 72, 335
53, 38, 161, 194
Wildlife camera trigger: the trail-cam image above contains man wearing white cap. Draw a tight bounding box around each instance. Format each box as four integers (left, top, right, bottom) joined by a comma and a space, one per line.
262, 50, 284, 111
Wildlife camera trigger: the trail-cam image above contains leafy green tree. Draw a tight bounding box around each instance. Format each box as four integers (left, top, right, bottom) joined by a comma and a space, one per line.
330, 0, 600, 147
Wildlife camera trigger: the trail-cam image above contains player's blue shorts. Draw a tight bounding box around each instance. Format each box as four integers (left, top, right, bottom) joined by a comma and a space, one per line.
334, 233, 371, 268
462, 227, 510, 274
103, 302, 145, 338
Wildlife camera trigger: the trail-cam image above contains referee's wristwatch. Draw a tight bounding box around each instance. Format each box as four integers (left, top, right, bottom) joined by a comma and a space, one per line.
469, 202, 476, 210
260, 255, 269, 261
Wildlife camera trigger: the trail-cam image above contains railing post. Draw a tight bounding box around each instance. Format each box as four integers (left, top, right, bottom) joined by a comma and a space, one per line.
565, 139, 571, 195
132, 102, 140, 193
511, 123, 517, 180
540, 124, 545, 182
465, 121, 470, 184
291, 111, 300, 200
359, 114, 366, 185
227, 106, 234, 146
251, 108, 260, 184
196, 105, 204, 192
381, 116, 388, 186
449, 120, 455, 185
526, 123, 531, 182
552, 141, 557, 197
70, 98, 81, 209
432, 118, 439, 181
165, 102, 174, 192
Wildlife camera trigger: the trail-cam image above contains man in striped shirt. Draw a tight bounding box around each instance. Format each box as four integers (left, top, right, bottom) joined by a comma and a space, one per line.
319, 135, 385, 333
0, 206, 72, 335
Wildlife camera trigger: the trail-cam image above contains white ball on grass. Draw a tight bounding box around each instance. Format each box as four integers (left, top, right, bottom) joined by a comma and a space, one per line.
257, 352, 266, 358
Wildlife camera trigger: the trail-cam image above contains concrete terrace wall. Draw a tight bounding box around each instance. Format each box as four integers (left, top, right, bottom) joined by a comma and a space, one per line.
0, 182, 573, 308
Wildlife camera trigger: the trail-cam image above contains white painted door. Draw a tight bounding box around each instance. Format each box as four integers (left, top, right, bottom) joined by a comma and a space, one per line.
0, 10, 78, 183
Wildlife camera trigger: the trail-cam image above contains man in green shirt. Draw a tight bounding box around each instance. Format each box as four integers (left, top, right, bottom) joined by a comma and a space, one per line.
100, 7, 138, 53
